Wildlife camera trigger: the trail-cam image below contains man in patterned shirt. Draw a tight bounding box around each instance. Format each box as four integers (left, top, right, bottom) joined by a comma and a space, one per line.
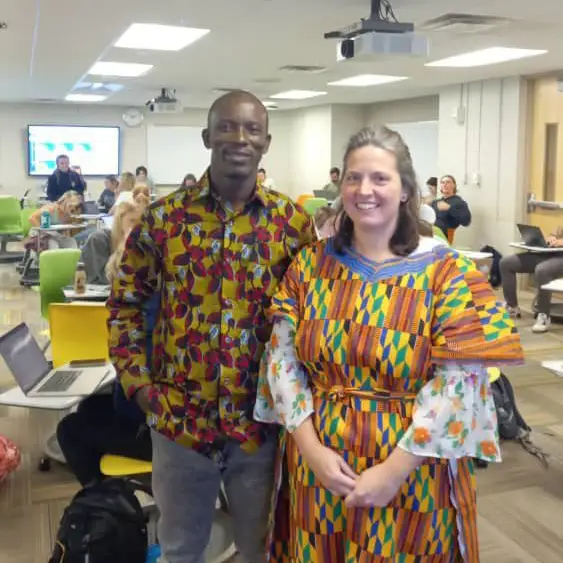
107, 90, 316, 563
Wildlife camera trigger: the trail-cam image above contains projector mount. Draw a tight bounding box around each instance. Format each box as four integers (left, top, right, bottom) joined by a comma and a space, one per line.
324, 0, 414, 40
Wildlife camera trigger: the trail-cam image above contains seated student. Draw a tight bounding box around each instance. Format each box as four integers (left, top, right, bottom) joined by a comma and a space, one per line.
131, 184, 151, 207
500, 229, 563, 333
135, 165, 155, 192
257, 167, 275, 190
180, 173, 197, 189
109, 172, 136, 213
80, 201, 143, 285
57, 206, 157, 486
421, 176, 438, 205
29, 191, 83, 250
98, 175, 118, 213
431, 174, 471, 242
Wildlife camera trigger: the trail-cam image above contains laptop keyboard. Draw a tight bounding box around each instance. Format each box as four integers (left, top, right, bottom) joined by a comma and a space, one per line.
37, 370, 82, 393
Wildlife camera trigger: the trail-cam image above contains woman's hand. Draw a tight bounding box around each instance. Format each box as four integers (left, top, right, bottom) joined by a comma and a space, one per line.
301, 442, 357, 497
547, 236, 563, 247
345, 462, 403, 508
436, 200, 450, 212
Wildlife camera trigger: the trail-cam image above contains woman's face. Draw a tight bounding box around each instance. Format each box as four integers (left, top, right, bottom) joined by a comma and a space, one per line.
440, 176, 456, 198
137, 171, 147, 182
341, 145, 404, 234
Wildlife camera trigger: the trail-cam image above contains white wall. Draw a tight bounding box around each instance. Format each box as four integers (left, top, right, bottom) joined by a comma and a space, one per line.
365, 95, 439, 126
438, 77, 528, 253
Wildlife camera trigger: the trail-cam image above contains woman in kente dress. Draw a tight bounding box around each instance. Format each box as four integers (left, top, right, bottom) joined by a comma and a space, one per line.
254, 126, 523, 562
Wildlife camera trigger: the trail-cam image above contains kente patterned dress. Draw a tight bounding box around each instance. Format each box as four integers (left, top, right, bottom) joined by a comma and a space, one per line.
254, 239, 524, 562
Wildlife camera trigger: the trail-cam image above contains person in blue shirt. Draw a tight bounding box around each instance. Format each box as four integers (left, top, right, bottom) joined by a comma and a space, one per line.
57, 204, 157, 486
46, 155, 87, 202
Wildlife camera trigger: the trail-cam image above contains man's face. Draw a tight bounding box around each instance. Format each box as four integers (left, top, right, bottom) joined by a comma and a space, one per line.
57, 157, 70, 172
203, 97, 271, 181
330, 171, 339, 183
257, 171, 266, 184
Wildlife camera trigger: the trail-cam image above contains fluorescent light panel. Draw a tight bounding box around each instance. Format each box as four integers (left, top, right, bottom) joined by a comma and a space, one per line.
270, 90, 327, 100
115, 23, 210, 51
65, 94, 107, 102
328, 74, 408, 87
426, 47, 547, 68
88, 61, 153, 77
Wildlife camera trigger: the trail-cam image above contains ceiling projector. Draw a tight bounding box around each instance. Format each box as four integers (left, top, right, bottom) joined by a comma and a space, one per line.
325, 0, 429, 60
146, 88, 182, 113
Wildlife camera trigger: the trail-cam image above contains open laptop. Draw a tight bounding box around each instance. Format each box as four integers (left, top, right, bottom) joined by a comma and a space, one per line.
82, 201, 99, 215
313, 189, 337, 200
516, 224, 548, 248
0, 323, 110, 397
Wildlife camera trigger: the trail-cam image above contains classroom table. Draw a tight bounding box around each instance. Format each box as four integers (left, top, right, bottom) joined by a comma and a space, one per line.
509, 242, 563, 253
64, 284, 110, 301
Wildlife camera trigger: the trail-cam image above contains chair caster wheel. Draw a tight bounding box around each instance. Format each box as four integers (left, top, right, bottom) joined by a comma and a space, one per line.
38, 457, 51, 472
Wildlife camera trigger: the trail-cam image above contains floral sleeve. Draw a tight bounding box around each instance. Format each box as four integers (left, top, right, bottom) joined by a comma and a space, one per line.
254, 319, 314, 432
398, 364, 501, 463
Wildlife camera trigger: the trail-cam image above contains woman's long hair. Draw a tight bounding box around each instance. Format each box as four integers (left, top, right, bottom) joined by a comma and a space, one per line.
333, 126, 422, 257
105, 202, 143, 282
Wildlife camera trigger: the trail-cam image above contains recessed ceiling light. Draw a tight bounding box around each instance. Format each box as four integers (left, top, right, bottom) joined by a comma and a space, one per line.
114, 23, 210, 51
88, 61, 153, 77
328, 74, 408, 87
270, 90, 327, 100
263, 101, 278, 110
65, 94, 107, 103
426, 47, 547, 68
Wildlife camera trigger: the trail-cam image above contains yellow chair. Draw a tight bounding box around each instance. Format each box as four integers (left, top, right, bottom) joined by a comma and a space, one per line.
48, 302, 109, 367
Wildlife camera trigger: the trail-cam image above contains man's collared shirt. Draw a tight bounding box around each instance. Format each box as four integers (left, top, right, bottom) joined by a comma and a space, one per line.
107, 171, 316, 452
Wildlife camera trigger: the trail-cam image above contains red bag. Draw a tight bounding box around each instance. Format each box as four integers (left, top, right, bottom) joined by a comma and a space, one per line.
0, 435, 21, 483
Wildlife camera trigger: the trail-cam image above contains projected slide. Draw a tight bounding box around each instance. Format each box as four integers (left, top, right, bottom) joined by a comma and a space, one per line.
28, 125, 120, 176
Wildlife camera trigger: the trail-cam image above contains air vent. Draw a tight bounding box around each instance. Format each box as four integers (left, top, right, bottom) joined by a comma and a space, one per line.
254, 77, 282, 84
279, 65, 327, 74
421, 13, 511, 33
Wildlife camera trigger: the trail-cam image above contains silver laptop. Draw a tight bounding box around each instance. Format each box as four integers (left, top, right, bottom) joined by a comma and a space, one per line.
0, 323, 111, 397
82, 201, 99, 215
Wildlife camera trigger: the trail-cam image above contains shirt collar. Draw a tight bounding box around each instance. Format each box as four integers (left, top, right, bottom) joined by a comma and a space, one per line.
185, 169, 269, 208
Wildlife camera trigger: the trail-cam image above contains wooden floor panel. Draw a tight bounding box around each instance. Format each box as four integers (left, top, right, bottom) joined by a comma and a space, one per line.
1, 265, 563, 562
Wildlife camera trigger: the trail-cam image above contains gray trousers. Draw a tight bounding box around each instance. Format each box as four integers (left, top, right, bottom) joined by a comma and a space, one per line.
500, 252, 563, 314
151, 430, 276, 563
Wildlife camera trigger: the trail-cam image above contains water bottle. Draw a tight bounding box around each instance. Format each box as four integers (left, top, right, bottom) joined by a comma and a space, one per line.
74, 262, 87, 295
145, 544, 161, 563
40, 210, 51, 229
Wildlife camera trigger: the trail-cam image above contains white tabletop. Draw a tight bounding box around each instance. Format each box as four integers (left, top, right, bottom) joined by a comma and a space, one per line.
0, 367, 115, 410
457, 250, 493, 260
510, 242, 563, 253
64, 285, 110, 301
540, 279, 563, 293
38, 223, 88, 232
77, 214, 107, 220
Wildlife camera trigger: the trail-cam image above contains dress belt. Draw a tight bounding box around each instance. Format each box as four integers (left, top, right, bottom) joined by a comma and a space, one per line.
315, 385, 417, 403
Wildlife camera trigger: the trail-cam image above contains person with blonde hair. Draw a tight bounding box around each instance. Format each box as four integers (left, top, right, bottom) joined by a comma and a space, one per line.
255, 126, 523, 562
29, 190, 84, 249
110, 172, 136, 213
58, 202, 157, 486
131, 184, 151, 208
80, 201, 143, 285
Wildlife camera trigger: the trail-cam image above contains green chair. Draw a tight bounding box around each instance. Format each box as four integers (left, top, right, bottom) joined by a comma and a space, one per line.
0, 196, 24, 262
303, 197, 329, 216
433, 226, 449, 243
20, 207, 35, 237
38, 248, 81, 319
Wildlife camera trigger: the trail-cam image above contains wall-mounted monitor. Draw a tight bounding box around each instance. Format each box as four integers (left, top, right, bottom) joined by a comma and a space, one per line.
27, 125, 121, 176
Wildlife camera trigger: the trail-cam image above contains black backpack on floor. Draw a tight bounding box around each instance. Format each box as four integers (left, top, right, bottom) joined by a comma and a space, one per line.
48, 478, 149, 563
491, 373, 548, 466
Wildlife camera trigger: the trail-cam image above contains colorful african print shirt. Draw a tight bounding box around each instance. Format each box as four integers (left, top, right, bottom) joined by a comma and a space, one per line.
107, 171, 316, 453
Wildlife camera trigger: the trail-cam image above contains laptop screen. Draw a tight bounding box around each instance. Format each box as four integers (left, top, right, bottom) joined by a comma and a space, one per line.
0, 324, 50, 393
82, 201, 99, 215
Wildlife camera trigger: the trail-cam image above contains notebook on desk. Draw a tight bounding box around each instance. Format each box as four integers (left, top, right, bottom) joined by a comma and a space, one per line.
516, 224, 548, 248
0, 323, 110, 397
